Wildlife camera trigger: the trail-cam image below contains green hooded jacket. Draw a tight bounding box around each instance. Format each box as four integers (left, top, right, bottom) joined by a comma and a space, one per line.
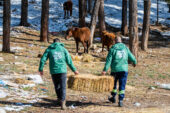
103, 43, 137, 73
39, 42, 76, 74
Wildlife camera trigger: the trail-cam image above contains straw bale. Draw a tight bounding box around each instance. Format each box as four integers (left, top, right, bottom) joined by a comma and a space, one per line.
67, 74, 114, 92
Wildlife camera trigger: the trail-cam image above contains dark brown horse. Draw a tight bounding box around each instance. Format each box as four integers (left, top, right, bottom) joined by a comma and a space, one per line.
63, 1, 73, 19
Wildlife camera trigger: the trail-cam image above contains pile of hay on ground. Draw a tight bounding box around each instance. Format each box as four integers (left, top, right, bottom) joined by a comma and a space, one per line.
67, 74, 114, 92
82, 54, 94, 62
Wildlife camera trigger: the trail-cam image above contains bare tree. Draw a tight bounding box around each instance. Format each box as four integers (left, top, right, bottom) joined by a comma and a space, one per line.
79, 0, 86, 27
121, 0, 128, 35
141, 0, 151, 51
20, 0, 29, 26
2, 0, 11, 52
90, 0, 100, 46
156, 0, 159, 25
129, 0, 138, 59
88, 0, 93, 14
98, 0, 106, 35
40, 0, 49, 42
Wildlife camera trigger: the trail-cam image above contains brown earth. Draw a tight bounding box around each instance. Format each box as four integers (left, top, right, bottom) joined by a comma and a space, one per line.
0, 26, 170, 113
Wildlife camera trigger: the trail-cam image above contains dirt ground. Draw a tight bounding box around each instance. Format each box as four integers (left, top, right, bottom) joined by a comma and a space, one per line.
0, 26, 170, 113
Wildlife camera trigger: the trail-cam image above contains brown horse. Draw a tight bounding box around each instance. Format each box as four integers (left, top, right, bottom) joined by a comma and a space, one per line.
65, 27, 91, 53
63, 1, 73, 19
101, 31, 116, 51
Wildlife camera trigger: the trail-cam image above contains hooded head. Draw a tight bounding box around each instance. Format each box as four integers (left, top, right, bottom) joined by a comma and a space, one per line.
115, 36, 122, 43
49, 38, 64, 49
53, 38, 61, 43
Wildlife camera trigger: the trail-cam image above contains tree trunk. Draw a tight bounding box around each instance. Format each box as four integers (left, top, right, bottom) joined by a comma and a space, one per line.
2, 0, 11, 52
88, 0, 93, 14
79, 0, 86, 27
20, 0, 29, 26
129, 0, 138, 59
40, 0, 49, 42
90, 0, 100, 46
121, 0, 128, 35
141, 0, 151, 51
156, 0, 159, 25
85, 0, 88, 16
98, 0, 106, 36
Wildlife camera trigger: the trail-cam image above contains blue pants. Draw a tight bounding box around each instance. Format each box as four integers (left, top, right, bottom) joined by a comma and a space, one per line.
111, 71, 128, 101
52, 73, 67, 101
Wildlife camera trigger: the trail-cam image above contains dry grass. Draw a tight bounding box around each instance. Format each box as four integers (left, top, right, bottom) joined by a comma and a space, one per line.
0, 26, 170, 113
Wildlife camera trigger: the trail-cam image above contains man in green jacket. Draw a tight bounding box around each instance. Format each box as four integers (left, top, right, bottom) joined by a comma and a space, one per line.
102, 36, 137, 107
39, 38, 78, 110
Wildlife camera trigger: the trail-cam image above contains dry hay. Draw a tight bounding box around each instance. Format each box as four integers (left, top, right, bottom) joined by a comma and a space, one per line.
14, 78, 33, 84
67, 74, 114, 92
71, 55, 83, 61
82, 54, 94, 62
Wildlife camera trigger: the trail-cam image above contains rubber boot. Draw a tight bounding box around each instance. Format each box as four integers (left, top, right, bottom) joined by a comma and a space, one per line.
118, 100, 123, 107
61, 100, 67, 110
55, 99, 61, 106
108, 96, 116, 103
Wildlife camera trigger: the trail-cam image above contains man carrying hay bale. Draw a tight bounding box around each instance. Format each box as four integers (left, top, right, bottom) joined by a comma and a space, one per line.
39, 38, 79, 110
102, 36, 137, 107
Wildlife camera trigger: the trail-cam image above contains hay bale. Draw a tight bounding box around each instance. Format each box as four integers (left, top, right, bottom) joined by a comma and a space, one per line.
67, 74, 114, 92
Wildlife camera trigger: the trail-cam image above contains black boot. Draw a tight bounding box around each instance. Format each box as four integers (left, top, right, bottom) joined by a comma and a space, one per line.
55, 99, 61, 106
118, 100, 123, 107
108, 96, 116, 103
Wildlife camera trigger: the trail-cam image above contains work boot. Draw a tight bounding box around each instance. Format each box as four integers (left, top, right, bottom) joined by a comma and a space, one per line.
118, 100, 123, 107
55, 99, 61, 106
61, 100, 67, 110
108, 96, 116, 103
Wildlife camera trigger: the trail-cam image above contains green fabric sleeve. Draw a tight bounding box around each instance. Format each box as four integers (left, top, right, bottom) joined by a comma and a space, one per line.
103, 50, 113, 72
64, 49, 77, 72
39, 48, 49, 72
127, 47, 137, 64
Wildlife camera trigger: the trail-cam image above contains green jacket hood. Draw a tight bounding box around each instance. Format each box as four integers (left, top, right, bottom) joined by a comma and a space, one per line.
49, 42, 64, 49
112, 43, 126, 50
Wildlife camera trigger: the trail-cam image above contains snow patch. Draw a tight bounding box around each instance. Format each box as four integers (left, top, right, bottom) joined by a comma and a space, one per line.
0, 90, 8, 98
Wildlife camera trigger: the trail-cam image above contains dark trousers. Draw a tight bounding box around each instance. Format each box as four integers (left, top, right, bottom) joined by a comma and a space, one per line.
111, 71, 128, 101
52, 73, 67, 101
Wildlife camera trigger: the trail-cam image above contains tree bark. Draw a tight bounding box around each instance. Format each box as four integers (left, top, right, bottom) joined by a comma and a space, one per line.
98, 0, 106, 35
79, 0, 86, 27
141, 0, 151, 51
90, 0, 100, 46
40, 0, 49, 42
121, 0, 128, 35
3, 0, 11, 52
20, 0, 29, 26
129, 0, 138, 59
88, 0, 93, 14
156, 0, 159, 25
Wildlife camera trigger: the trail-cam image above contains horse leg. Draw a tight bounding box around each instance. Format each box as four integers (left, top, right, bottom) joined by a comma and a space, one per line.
67, 10, 69, 18
102, 43, 104, 52
86, 41, 89, 53
82, 41, 86, 53
107, 45, 110, 51
70, 9, 72, 17
64, 10, 66, 19
76, 41, 79, 53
